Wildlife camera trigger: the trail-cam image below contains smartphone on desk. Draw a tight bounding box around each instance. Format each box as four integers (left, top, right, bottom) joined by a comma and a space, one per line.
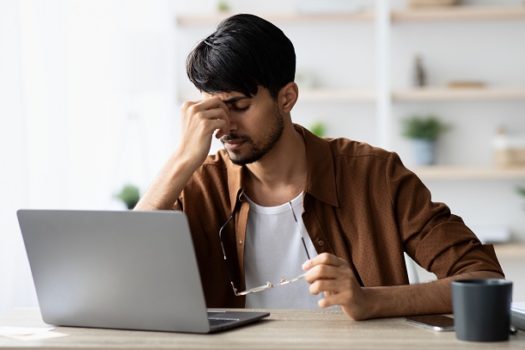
406, 315, 454, 332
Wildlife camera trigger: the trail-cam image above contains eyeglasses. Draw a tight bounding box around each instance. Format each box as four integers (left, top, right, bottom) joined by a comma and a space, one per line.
218, 200, 312, 296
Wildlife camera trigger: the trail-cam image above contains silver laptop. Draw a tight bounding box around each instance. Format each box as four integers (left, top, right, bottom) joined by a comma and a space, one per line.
17, 209, 269, 333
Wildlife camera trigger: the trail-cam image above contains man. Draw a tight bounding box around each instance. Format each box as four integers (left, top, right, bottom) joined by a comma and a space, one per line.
135, 14, 503, 320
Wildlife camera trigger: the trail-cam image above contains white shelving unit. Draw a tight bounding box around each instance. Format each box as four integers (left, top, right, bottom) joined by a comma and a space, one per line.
393, 87, 525, 102
377, 1, 525, 180
385, 4, 525, 170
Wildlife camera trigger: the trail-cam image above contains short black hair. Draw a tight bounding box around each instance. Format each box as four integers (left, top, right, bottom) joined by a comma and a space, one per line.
186, 14, 296, 99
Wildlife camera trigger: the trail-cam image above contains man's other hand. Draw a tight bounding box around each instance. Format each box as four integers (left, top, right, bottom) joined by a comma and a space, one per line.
303, 252, 371, 320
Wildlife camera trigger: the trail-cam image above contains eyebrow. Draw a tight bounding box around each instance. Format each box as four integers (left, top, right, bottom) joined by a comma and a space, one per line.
222, 96, 250, 105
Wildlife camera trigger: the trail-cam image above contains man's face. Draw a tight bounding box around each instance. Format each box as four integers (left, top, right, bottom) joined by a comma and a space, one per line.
203, 87, 284, 166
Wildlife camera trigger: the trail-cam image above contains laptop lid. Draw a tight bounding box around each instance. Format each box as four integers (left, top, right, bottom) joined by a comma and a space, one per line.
17, 209, 247, 333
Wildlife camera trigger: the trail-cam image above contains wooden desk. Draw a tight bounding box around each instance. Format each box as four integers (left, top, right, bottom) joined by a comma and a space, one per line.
0, 309, 523, 349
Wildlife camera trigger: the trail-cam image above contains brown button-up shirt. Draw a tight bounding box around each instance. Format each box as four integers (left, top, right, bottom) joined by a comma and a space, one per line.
174, 125, 503, 308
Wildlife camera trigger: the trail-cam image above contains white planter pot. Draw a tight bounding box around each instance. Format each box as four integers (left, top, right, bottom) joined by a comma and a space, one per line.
412, 139, 436, 165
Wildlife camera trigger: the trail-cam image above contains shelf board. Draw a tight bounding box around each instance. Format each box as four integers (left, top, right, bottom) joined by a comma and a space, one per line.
393, 87, 525, 102
392, 6, 525, 22
413, 166, 525, 180
176, 11, 374, 26
300, 88, 376, 102
176, 7, 525, 26
494, 243, 525, 258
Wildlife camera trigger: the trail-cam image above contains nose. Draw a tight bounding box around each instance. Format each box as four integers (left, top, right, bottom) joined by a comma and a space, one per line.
227, 114, 238, 133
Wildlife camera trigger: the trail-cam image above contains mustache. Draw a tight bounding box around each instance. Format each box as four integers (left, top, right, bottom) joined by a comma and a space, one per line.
220, 134, 251, 143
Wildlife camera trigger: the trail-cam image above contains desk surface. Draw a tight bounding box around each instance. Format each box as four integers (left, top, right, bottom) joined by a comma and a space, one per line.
0, 308, 523, 349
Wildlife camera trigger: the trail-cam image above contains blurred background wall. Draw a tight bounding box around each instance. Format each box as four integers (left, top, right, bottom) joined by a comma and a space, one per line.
1, 0, 524, 314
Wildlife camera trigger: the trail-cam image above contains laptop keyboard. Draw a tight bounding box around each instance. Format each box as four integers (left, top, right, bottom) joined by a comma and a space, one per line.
206, 311, 270, 332
208, 317, 238, 327
207, 312, 240, 328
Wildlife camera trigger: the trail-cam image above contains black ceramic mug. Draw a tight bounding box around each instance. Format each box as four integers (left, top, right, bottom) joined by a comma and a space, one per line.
452, 279, 512, 342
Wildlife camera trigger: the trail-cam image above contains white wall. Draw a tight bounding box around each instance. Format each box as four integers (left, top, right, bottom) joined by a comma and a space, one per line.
0, 0, 30, 316
0, 0, 179, 315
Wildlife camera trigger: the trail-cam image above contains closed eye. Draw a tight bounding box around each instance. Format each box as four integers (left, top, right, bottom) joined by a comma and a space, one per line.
230, 105, 250, 112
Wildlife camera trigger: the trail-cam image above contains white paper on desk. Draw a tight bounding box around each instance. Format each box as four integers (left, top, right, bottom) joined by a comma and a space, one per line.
0, 326, 67, 341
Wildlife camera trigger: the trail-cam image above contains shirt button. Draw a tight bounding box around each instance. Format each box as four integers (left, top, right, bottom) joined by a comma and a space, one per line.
238, 240, 243, 245
317, 240, 325, 247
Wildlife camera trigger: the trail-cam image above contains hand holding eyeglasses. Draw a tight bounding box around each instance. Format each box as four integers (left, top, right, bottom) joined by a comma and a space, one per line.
302, 253, 369, 320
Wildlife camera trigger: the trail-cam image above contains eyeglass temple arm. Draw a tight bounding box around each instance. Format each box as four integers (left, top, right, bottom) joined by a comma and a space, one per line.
289, 202, 311, 260
219, 190, 245, 259
289, 202, 364, 286
219, 213, 245, 296
218, 213, 233, 260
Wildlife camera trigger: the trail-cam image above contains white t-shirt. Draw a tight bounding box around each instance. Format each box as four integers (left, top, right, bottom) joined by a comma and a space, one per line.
244, 192, 321, 309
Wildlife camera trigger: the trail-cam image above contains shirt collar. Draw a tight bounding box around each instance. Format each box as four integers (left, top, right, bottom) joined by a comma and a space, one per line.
295, 124, 339, 208
225, 123, 340, 212
226, 159, 244, 213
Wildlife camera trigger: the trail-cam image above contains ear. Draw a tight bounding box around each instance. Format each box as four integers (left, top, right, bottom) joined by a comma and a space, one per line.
277, 82, 298, 114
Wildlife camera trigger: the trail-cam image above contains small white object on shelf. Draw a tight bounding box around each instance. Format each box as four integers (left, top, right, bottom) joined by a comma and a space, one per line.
493, 128, 525, 167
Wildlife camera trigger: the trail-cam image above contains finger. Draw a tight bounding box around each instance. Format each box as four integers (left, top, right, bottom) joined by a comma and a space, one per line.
205, 118, 229, 135
180, 100, 197, 115
195, 107, 229, 122
318, 293, 347, 309
190, 104, 229, 124
203, 109, 230, 136
194, 96, 228, 111
303, 253, 343, 271
184, 97, 229, 120
309, 279, 342, 295
304, 264, 339, 283
189, 111, 227, 136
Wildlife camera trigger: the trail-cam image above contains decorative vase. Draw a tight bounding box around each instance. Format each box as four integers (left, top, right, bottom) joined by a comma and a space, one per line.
412, 139, 436, 165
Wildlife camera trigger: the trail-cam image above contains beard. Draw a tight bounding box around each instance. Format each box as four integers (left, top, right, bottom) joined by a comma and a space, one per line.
220, 110, 284, 166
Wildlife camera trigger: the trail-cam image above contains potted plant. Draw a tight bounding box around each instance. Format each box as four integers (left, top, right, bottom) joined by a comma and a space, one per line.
216, 0, 230, 12
401, 115, 449, 165
310, 121, 327, 138
115, 184, 140, 210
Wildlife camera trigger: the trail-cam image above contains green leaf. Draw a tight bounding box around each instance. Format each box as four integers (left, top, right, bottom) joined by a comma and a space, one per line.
114, 184, 140, 210
401, 115, 450, 141
217, 0, 230, 12
310, 122, 327, 137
